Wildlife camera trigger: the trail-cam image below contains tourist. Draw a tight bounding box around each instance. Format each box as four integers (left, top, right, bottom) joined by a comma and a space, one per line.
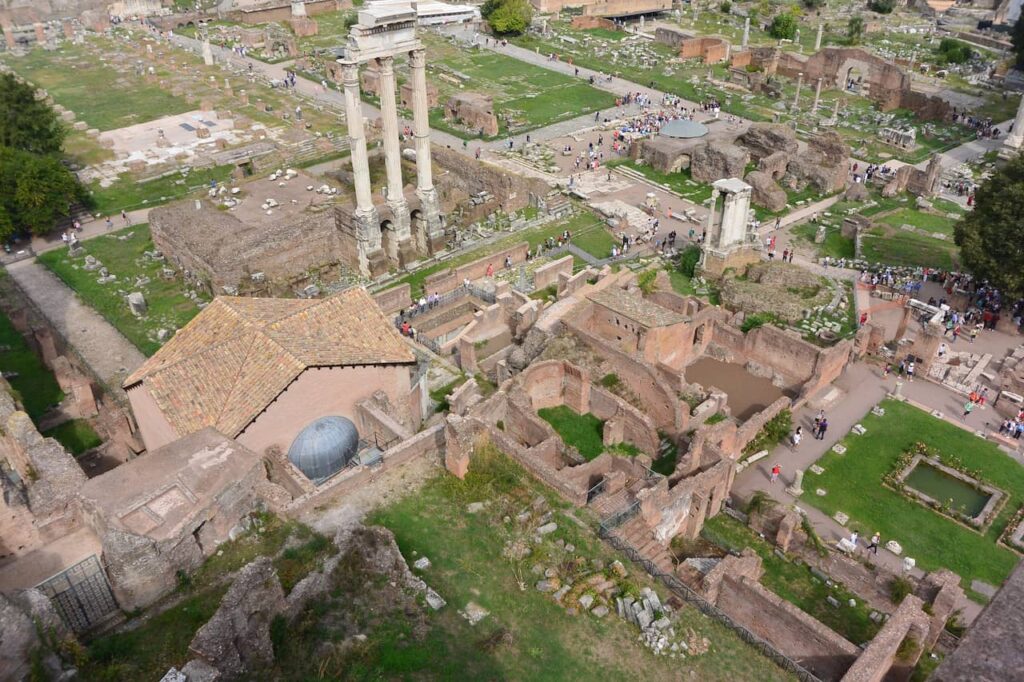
938, 342, 948, 359
849, 530, 859, 547
867, 532, 880, 555
485, 263, 494, 277
121, 209, 129, 225
816, 418, 829, 440
770, 463, 781, 484
962, 400, 975, 421
791, 426, 803, 448
907, 360, 915, 382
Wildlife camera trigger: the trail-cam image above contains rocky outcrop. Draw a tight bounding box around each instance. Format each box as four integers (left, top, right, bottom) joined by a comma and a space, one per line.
844, 182, 869, 202
508, 326, 551, 372
738, 123, 799, 161
690, 143, 750, 183
188, 557, 286, 679
745, 171, 788, 212
0, 589, 74, 682
784, 132, 849, 194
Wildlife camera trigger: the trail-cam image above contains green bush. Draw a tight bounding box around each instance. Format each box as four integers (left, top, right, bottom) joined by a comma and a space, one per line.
719, 1, 732, 12
600, 373, 621, 389
937, 38, 972, 64
637, 269, 657, 294
890, 576, 913, 605
679, 245, 701, 277
768, 13, 798, 40
868, 0, 895, 13
740, 312, 782, 333
742, 409, 792, 455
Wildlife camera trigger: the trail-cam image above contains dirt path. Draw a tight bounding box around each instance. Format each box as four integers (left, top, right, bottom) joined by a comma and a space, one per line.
5, 258, 146, 394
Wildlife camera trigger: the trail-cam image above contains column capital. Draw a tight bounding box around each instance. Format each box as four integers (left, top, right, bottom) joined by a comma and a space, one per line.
377, 54, 395, 76
409, 48, 426, 68
339, 60, 359, 86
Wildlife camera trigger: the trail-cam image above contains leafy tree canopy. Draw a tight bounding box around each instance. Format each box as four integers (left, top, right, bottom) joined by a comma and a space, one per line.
768, 13, 798, 40
953, 154, 1024, 299
484, 0, 532, 35
0, 74, 66, 156
847, 15, 865, 44
868, 0, 895, 13
0, 147, 86, 242
1013, 17, 1024, 66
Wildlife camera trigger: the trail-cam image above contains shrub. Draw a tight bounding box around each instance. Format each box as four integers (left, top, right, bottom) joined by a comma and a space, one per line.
847, 15, 865, 44
742, 409, 792, 455
484, 0, 532, 35
868, 0, 894, 12
679, 245, 701, 277
720, 1, 732, 12
937, 38, 972, 64
890, 576, 913, 605
600, 373, 621, 389
747, 490, 776, 515
637, 269, 657, 294
769, 13, 798, 40
740, 312, 782, 333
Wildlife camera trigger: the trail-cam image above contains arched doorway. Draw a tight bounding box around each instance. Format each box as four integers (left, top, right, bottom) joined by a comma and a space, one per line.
410, 209, 427, 254
380, 219, 397, 265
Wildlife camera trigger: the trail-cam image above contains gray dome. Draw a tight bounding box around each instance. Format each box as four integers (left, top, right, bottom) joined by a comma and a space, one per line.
287, 416, 359, 482
660, 119, 709, 139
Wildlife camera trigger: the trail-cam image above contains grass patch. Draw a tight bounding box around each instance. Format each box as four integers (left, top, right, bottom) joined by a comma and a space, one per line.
876, 208, 957, 236
87, 165, 235, 215
701, 514, 882, 645
607, 160, 714, 204
571, 223, 617, 259
43, 419, 102, 456
538, 405, 605, 460
792, 223, 856, 260
0, 303, 64, 420
859, 227, 957, 270
430, 375, 469, 411
801, 399, 1023, 592
359, 444, 792, 681
742, 410, 792, 456
37, 225, 207, 357
3, 43, 192, 131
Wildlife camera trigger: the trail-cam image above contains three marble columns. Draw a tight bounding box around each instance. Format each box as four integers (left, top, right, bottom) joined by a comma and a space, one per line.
340, 48, 442, 274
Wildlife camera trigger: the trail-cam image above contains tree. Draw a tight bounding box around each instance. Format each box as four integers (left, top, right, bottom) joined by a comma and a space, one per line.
937, 38, 972, 64
0, 148, 86, 241
953, 154, 1024, 299
768, 13, 798, 40
1013, 16, 1024, 66
847, 15, 865, 44
485, 0, 532, 35
0, 74, 66, 156
803, 0, 826, 10
868, 0, 895, 13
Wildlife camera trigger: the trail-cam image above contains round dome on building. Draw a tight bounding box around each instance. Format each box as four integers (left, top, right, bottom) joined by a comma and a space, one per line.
660, 119, 709, 140
287, 416, 360, 482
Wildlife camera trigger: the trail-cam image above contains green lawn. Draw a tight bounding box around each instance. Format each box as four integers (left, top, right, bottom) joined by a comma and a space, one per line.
859, 227, 957, 270
0, 302, 65, 420
360, 445, 792, 681
571, 220, 617, 260
37, 225, 207, 357
538, 405, 605, 460
792, 223, 856, 260
43, 419, 102, 456
2, 43, 192, 131
876, 208, 957, 236
423, 35, 616, 138
801, 399, 1023, 594
701, 514, 881, 646
87, 165, 235, 215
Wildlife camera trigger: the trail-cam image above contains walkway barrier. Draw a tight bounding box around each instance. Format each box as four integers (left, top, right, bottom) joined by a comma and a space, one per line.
598, 510, 823, 682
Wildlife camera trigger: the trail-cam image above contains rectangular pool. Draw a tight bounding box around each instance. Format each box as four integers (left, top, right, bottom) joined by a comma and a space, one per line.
904, 461, 992, 518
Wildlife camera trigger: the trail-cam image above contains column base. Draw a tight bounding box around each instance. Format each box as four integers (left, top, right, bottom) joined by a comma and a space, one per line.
353, 206, 382, 279
365, 248, 391, 279
397, 238, 417, 269
416, 187, 444, 255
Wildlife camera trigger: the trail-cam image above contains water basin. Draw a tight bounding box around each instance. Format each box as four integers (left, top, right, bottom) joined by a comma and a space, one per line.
904, 461, 991, 518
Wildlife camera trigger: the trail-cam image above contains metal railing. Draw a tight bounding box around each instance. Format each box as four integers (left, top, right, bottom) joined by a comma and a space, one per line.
394, 284, 496, 326
599, 529, 824, 682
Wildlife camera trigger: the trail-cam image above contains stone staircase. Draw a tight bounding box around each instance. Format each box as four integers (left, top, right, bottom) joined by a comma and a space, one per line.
613, 515, 676, 575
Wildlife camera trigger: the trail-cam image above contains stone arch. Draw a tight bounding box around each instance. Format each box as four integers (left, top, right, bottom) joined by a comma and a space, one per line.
840, 60, 870, 96
410, 208, 427, 254
380, 218, 397, 264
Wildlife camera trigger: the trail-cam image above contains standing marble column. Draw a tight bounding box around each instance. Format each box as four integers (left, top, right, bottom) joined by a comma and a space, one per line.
202, 38, 214, 66
793, 72, 803, 109
742, 17, 750, 48
1004, 93, 1024, 151
815, 23, 823, 51
831, 98, 840, 125
409, 48, 443, 253
705, 189, 719, 246
812, 77, 823, 113
376, 55, 410, 262
341, 61, 381, 277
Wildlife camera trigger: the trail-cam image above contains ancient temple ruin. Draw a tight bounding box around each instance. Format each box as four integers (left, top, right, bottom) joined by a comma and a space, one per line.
699, 178, 761, 277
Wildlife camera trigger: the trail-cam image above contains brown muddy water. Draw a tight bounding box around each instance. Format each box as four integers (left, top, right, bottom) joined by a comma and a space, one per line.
684, 357, 789, 421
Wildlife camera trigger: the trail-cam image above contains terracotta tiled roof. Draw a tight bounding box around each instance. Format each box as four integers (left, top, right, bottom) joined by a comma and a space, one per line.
124, 288, 414, 438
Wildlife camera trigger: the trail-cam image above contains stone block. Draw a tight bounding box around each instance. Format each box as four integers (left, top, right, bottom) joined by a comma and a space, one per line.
885, 540, 902, 555
127, 292, 147, 317
831, 444, 847, 455
833, 511, 849, 526
852, 424, 866, 435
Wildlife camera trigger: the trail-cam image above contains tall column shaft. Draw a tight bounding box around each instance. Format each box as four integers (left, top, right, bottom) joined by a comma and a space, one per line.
793, 73, 803, 108
815, 24, 823, 51
706, 190, 719, 246
376, 56, 406, 213
812, 77, 823, 112
742, 17, 750, 48
341, 62, 374, 214
1011, 94, 1024, 141
409, 49, 434, 193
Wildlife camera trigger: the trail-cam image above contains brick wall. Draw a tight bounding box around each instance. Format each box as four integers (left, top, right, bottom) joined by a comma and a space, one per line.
423, 242, 529, 296
533, 255, 573, 291
372, 284, 412, 315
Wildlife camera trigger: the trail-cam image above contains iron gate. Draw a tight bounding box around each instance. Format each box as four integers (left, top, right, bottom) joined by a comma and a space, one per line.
36, 555, 119, 632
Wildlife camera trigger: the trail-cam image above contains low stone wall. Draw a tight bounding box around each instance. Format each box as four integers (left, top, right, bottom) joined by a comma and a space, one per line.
679, 37, 729, 64
423, 242, 529, 296
841, 596, 929, 682
284, 424, 445, 517
534, 255, 573, 292
372, 284, 412, 315
717, 575, 859, 681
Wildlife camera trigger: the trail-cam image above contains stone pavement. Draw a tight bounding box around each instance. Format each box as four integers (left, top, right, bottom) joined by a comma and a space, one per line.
4, 258, 146, 394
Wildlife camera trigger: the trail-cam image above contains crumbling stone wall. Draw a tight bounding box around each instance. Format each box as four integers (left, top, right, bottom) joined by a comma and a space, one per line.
445, 93, 498, 137
424, 243, 529, 295
430, 144, 550, 219
841, 596, 930, 682
679, 37, 729, 64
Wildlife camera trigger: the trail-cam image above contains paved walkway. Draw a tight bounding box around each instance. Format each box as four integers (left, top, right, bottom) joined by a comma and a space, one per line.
5, 258, 146, 392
